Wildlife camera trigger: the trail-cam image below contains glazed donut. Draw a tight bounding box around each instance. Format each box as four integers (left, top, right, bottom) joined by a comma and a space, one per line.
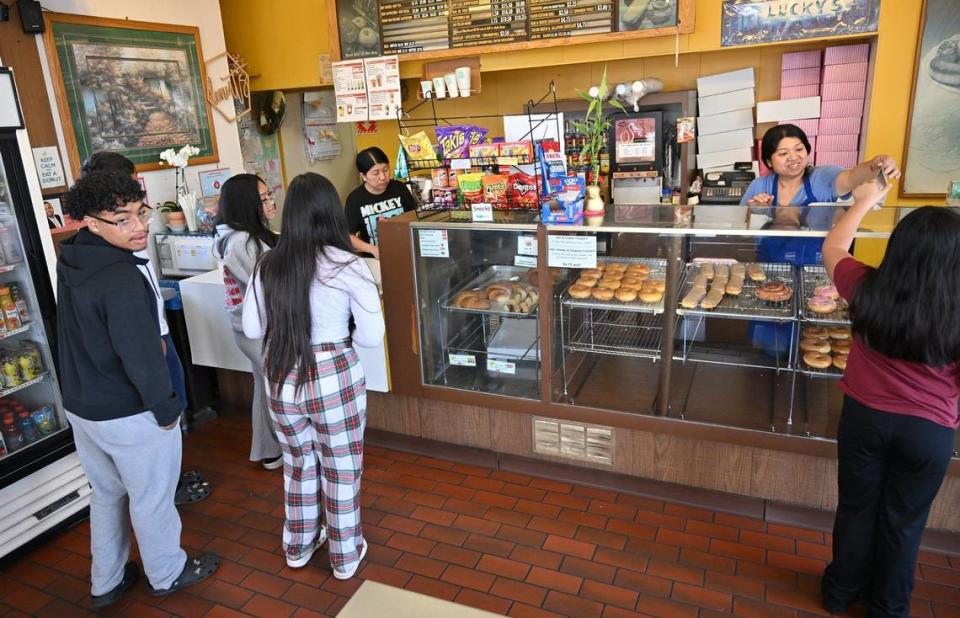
804, 352, 832, 369
605, 262, 627, 272
746, 264, 766, 282
831, 340, 851, 354
814, 284, 839, 300
756, 282, 793, 302
591, 287, 615, 301
681, 286, 707, 309
639, 289, 663, 304
648, 280, 666, 292
700, 263, 715, 279
615, 288, 638, 303
829, 327, 852, 340
463, 297, 491, 310
807, 297, 837, 314
800, 338, 831, 354
598, 280, 621, 290
582, 268, 604, 278
568, 284, 592, 299
621, 276, 645, 288
833, 354, 848, 371
575, 276, 599, 288
627, 264, 651, 275
731, 263, 746, 278
803, 326, 829, 339
601, 270, 624, 280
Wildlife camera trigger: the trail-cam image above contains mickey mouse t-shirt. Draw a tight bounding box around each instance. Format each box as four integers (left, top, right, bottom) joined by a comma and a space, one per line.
344, 180, 416, 246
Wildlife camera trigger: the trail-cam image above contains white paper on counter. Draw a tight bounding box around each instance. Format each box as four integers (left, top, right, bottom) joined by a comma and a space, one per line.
548, 235, 597, 268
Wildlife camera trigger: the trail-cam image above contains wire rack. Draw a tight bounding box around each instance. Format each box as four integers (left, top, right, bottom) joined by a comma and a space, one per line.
441, 265, 539, 318
563, 310, 664, 360
799, 265, 851, 324
676, 262, 797, 321
560, 258, 669, 314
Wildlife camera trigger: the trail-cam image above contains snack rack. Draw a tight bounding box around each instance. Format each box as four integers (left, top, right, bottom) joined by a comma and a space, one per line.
397, 82, 563, 218
435, 265, 541, 398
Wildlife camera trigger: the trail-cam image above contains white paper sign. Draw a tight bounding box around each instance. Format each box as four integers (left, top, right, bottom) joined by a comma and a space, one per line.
450, 158, 472, 170
487, 359, 516, 374
518, 236, 538, 256
32, 147, 65, 189
364, 56, 402, 121
449, 353, 476, 367
471, 203, 493, 222
332, 59, 369, 122
548, 235, 597, 268
418, 229, 449, 258
514, 255, 537, 268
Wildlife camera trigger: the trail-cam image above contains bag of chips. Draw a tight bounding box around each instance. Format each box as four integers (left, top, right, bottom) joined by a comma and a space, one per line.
469, 142, 499, 162
432, 188, 458, 208
399, 131, 437, 164
482, 174, 509, 207
458, 172, 484, 204
509, 172, 540, 207
431, 168, 448, 189
435, 125, 488, 161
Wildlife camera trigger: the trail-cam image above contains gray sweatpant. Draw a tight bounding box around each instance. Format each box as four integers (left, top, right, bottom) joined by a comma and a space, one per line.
67, 410, 187, 594
232, 331, 282, 462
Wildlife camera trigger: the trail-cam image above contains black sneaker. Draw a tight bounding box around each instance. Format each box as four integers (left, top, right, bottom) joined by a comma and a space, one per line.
91, 561, 139, 608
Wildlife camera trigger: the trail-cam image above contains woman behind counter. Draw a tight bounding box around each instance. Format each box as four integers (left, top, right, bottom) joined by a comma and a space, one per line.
213, 174, 283, 470
344, 147, 416, 259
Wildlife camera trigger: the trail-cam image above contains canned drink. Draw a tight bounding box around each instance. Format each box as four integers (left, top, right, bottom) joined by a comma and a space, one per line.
1, 354, 21, 389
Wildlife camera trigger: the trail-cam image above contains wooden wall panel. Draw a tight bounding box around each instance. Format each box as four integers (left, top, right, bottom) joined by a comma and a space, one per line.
419, 399, 491, 449
750, 450, 831, 509
653, 434, 753, 495
928, 477, 960, 531
367, 391, 421, 436
0, 3, 68, 195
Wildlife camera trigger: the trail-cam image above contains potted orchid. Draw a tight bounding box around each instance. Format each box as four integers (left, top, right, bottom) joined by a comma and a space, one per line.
159, 145, 201, 231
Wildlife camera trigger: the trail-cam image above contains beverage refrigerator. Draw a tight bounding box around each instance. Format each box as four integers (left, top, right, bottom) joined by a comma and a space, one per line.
0, 68, 89, 559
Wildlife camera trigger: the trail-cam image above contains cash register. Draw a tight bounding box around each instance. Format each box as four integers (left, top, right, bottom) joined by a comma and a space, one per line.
700, 164, 756, 204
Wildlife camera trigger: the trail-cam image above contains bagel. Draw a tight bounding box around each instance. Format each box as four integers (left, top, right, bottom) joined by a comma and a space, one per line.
803, 326, 829, 339
639, 289, 663, 304
833, 354, 848, 371
591, 287, 615, 301
568, 284, 592, 299
829, 327, 852, 340
575, 276, 599, 288
615, 288, 638, 303
803, 352, 832, 369
831, 340, 851, 354
800, 338, 831, 354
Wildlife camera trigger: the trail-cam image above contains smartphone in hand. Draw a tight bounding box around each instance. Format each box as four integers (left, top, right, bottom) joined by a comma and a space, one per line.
873, 169, 888, 210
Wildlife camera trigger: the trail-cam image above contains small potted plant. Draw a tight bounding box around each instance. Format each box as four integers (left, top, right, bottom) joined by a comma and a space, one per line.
572, 67, 624, 218
160, 200, 186, 232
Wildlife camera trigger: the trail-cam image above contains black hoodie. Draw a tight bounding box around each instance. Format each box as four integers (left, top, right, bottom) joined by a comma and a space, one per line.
56, 229, 180, 426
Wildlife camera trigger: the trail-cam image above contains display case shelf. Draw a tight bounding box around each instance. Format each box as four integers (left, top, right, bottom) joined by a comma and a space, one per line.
0, 264, 19, 274
0, 324, 30, 342
0, 371, 48, 398
441, 265, 539, 318
563, 310, 663, 360
561, 257, 668, 314
799, 265, 850, 324
676, 262, 796, 322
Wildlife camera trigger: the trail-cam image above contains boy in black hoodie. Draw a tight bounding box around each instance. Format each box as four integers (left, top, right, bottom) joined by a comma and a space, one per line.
58, 172, 218, 607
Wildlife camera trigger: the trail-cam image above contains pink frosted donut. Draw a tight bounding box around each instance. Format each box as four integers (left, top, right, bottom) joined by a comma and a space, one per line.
807, 296, 837, 314
814, 285, 839, 300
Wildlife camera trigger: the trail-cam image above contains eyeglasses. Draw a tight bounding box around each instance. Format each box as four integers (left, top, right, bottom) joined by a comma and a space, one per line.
88, 207, 153, 232
259, 191, 275, 204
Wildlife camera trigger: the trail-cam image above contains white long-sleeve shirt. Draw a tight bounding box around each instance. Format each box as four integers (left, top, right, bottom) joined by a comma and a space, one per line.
241, 247, 384, 348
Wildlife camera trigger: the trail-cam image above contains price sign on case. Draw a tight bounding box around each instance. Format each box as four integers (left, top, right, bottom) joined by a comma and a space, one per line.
547, 235, 597, 268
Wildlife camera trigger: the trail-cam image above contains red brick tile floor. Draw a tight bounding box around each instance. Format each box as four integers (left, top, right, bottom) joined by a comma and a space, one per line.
1, 411, 959, 617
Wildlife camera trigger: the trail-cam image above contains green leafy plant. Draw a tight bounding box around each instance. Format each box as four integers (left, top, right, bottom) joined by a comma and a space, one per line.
159, 200, 182, 213
572, 66, 625, 187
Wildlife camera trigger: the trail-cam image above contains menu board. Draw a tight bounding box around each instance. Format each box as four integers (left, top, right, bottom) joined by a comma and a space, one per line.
529, 0, 613, 40
379, 0, 451, 54
450, 0, 529, 48
335, 0, 678, 56
364, 56, 402, 121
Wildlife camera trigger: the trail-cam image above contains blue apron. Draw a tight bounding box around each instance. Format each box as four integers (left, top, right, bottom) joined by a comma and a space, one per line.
752, 173, 821, 358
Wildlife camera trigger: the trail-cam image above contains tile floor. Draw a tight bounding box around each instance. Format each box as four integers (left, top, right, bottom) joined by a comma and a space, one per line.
0, 412, 958, 617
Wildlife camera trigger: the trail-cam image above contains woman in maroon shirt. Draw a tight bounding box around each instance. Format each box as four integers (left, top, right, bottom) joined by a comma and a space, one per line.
821, 179, 960, 617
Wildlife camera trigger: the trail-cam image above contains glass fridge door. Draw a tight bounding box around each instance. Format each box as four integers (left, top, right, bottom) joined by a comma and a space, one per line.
0, 158, 65, 460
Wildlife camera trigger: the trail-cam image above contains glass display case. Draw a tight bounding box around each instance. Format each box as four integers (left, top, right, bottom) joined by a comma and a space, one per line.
411, 217, 545, 400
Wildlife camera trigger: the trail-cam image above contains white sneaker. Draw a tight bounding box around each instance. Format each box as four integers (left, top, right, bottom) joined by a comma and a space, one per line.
333, 539, 368, 580
262, 456, 283, 470
286, 527, 328, 568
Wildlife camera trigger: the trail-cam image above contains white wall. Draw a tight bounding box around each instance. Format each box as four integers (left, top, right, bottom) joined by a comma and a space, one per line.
36, 0, 243, 207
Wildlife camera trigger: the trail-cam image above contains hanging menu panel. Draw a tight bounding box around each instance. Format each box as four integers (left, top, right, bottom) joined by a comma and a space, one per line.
449, 0, 528, 48
528, 0, 613, 40
379, 0, 452, 53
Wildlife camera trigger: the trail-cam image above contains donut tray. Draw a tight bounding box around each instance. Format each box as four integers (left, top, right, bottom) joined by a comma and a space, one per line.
441, 265, 540, 318
796, 345, 846, 379
676, 262, 796, 321
562, 310, 664, 360
560, 258, 669, 314
799, 265, 851, 325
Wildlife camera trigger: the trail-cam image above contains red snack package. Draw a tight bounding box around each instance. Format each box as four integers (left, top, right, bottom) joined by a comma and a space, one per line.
509, 172, 540, 207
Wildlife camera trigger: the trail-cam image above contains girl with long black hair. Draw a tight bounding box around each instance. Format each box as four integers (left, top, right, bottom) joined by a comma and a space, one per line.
213, 174, 282, 469
820, 180, 960, 616
242, 172, 383, 579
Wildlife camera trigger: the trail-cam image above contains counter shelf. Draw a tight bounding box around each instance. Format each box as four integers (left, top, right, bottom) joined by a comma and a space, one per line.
799, 265, 851, 324
675, 262, 797, 321
560, 258, 669, 314
441, 265, 540, 318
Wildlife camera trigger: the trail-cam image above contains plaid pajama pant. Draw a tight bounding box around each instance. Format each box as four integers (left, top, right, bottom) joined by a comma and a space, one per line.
268, 340, 366, 572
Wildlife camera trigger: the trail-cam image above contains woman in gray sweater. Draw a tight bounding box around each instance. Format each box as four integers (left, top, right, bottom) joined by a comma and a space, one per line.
213, 174, 282, 469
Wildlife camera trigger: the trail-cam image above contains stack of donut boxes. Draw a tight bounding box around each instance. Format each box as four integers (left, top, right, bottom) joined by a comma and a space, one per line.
759, 43, 870, 175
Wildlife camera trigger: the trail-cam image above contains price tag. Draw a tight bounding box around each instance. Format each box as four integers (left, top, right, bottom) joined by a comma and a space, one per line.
548, 235, 597, 268
450, 158, 472, 170
418, 229, 449, 258
471, 203, 494, 222
449, 353, 476, 367
487, 359, 516, 374
496, 156, 519, 166
514, 255, 537, 268
518, 235, 538, 256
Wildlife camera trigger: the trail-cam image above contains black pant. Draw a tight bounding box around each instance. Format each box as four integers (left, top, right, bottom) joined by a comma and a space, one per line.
822, 396, 955, 617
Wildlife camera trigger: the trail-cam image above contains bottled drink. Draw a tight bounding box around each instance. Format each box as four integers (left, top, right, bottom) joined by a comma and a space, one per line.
2, 298, 21, 331
0, 225, 22, 264
20, 341, 41, 373
1, 353, 21, 388
1, 412, 23, 452
8, 283, 29, 324
16, 348, 35, 381
16, 410, 39, 444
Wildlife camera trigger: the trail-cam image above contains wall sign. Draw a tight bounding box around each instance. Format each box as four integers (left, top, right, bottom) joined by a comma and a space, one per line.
720, 0, 880, 47
205, 51, 252, 123
32, 147, 66, 190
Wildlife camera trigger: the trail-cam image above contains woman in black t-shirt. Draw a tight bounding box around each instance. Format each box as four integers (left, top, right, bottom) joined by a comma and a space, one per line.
344, 147, 416, 259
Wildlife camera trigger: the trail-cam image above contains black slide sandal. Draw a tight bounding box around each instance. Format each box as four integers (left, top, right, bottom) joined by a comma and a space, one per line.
180, 470, 204, 484
91, 561, 139, 608
149, 552, 220, 596
174, 479, 212, 505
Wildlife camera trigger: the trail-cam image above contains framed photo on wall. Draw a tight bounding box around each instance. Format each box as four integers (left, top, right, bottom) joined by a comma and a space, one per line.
901, 0, 960, 198
42, 13, 219, 179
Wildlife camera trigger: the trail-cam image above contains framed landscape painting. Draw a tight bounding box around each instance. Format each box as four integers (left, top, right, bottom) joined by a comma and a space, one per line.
42, 13, 218, 178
